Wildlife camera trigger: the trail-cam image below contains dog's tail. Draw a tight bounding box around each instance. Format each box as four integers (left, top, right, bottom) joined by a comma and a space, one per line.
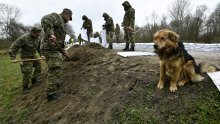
189, 62, 219, 82
184, 61, 204, 82
198, 62, 220, 73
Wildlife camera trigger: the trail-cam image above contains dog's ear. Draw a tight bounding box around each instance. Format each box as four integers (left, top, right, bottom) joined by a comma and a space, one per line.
168, 31, 179, 42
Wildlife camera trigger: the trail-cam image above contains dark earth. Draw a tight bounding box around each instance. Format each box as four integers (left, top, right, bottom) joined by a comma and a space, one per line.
5, 43, 220, 124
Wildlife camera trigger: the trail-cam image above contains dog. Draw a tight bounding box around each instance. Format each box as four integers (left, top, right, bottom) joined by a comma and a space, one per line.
153, 29, 219, 92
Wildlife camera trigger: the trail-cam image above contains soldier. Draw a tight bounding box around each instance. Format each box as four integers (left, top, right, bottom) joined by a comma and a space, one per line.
41, 8, 72, 101
9, 26, 44, 94
121, 1, 135, 51
115, 23, 121, 43
77, 34, 82, 45
82, 15, 93, 42
102, 13, 114, 49
93, 32, 102, 44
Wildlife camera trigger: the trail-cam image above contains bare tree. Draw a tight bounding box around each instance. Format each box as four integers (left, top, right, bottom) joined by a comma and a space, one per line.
205, 2, 220, 42
7, 19, 28, 40
160, 16, 169, 29
0, 3, 22, 38
144, 12, 160, 41
191, 5, 208, 41
136, 13, 170, 42
168, 0, 191, 35
182, 14, 193, 40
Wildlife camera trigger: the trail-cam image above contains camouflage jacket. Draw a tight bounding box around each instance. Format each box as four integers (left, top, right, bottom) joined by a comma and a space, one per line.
115, 25, 120, 34
41, 13, 66, 50
82, 19, 93, 34
122, 7, 135, 29
104, 17, 114, 32
9, 33, 41, 59
93, 32, 102, 43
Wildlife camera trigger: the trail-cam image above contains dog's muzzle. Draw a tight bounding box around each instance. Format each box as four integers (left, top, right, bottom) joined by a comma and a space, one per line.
153, 44, 158, 50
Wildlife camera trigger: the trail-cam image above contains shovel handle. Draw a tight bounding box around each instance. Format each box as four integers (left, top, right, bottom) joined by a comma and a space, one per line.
53, 41, 70, 60
13, 58, 46, 63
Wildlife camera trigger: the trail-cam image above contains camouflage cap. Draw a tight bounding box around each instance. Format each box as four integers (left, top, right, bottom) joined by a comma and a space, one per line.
62, 8, 72, 20
31, 26, 41, 32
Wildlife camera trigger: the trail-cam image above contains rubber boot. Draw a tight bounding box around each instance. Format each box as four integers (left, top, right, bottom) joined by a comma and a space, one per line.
108, 44, 113, 49
129, 46, 135, 51
123, 43, 129, 51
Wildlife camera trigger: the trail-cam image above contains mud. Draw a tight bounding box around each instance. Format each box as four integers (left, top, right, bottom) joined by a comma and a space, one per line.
6, 43, 220, 123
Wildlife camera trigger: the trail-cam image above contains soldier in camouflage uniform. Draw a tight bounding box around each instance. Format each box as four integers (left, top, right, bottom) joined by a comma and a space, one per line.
102, 13, 114, 49
82, 15, 93, 42
115, 23, 121, 43
41, 8, 72, 101
93, 32, 102, 43
9, 27, 43, 94
121, 1, 135, 51
77, 34, 82, 45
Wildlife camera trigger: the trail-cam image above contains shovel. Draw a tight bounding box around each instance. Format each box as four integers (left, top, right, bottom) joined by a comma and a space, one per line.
53, 41, 71, 60
12, 58, 46, 63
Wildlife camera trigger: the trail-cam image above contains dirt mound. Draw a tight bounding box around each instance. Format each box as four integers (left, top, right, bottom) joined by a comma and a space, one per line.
6, 44, 220, 123
67, 43, 106, 64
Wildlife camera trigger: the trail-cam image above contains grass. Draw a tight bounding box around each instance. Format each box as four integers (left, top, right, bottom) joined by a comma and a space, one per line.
112, 107, 158, 124
0, 50, 47, 123
177, 90, 220, 124
0, 52, 25, 123
112, 82, 220, 124
112, 97, 220, 124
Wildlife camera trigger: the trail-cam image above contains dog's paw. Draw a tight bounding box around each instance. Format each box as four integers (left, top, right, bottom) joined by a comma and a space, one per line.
178, 81, 185, 86
170, 85, 177, 92
157, 82, 164, 90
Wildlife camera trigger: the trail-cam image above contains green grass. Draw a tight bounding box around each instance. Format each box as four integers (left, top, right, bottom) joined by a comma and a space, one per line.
112, 107, 158, 124
0, 53, 24, 123
111, 83, 220, 124
178, 90, 220, 124
112, 100, 220, 124
0, 51, 47, 123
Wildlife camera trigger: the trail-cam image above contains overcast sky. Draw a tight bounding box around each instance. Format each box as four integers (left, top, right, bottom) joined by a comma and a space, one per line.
1, 0, 219, 36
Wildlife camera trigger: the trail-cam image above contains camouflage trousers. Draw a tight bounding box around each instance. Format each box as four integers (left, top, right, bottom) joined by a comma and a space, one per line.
124, 29, 135, 47
20, 57, 42, 87
87, 31, 93, 42
115, 34, 120, 43
106, 31, 114, 46
42, 50, 63, 95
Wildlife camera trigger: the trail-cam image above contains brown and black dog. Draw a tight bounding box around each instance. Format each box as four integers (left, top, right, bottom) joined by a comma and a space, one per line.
153, 29, 219, 92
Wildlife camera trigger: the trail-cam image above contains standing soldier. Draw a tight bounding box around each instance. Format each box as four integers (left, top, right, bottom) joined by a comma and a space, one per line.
121, 1, 135, 51
115, 23, 121, 43
9, 27, 44, 94
77, 34, 82, 45
102, 13, 114, 49
82, 15, 93, 42
41, 8, 72, 101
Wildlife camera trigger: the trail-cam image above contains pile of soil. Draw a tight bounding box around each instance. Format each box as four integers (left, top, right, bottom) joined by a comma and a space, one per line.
6, 43, 220, 123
